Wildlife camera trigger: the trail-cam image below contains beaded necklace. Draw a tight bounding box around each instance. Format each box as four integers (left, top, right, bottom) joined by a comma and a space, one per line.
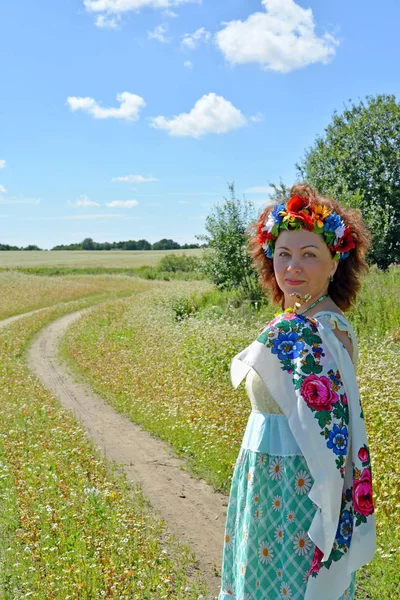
275, 293, 329, 317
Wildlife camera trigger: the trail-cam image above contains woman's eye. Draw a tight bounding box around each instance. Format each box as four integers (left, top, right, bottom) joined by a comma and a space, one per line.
278, 251, 289, 257
304, 252, 316, 258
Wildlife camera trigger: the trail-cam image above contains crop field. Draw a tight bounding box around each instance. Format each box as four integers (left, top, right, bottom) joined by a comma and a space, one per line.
61, 266, 400, 599
0, 249, 202, 269
0, 281, 209, 599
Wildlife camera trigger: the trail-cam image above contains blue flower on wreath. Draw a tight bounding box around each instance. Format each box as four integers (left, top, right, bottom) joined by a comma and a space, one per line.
336, 509, 353, 548
324, 212, 344, 232
271, 203, 285, 224
327, 424, 348, 455
271, 331, 305, 361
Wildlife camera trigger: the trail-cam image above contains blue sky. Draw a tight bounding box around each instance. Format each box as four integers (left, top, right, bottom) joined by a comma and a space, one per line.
1, 0, 399, 249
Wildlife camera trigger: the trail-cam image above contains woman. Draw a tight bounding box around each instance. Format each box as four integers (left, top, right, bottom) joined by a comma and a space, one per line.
218, 184, 376, 600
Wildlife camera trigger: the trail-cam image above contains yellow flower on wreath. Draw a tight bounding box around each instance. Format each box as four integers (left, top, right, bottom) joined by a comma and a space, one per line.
311, 204, 332, 228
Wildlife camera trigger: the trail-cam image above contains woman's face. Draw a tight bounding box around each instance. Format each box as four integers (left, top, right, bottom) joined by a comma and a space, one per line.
273, 228, 338, 308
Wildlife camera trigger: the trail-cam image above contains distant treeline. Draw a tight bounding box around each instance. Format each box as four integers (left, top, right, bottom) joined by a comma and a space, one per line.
0, 238, 205, 251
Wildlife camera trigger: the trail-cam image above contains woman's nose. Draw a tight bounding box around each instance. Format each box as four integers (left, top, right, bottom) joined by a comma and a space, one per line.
286, 259, 302, 272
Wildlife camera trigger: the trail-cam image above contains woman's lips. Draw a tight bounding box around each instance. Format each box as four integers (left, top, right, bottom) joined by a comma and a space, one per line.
286, 279, 305, 285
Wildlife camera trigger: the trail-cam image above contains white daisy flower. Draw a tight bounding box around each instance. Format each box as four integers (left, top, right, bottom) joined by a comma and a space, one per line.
269, 457, 283, 480
258, 541, 274, 564
280, 582, 292, 598
257, 453, 267, 466
247, 466, 256, 484
295, 470, 312, 495
255, 580, 261, 589
242, 524, 248, 542
287, 511, 296, 523
223, 582, 235, 596
239, 562, 247, 577
254, 507, 263, 520
293, 530, 312, 556
252, 492, 260, 504
276, 568, 283, 579
303, 570, 310, 585
274, 525, 284, 544
224, 528, 234, 548
272, 495, 282, 512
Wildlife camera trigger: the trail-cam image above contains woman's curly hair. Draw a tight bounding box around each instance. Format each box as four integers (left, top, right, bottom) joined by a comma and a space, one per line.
247, 183, 371, 311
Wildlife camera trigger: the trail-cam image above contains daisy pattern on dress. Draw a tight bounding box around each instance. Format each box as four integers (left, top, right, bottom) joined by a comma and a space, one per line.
280, 582, 292, 598
252, 492, 260, 504
293, 530, 312, 556
223, 582, 235, 596
254, 507, 263, 520
303, 569, 310, 585
294, 470, 312, 495
274, 525, 284, 544
242, 524, 248, 543
257, 453, 267, 466
247, 466, 256, 484
287, 511, 296, 523
276, 568, 283, 579
272, 495, 282, 511
258, 541, 274, 564
269, 457, 283, 480
224, 528, 234, 548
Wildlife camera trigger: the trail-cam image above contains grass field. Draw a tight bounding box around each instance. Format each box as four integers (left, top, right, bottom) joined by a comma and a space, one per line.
0, 283, 208, 599
60, 267, 400, 599
0, 249, 202, 269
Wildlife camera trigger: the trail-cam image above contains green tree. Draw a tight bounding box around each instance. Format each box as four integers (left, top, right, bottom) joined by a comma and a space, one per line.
296, 94, 400, 269
197, 183, 261, 303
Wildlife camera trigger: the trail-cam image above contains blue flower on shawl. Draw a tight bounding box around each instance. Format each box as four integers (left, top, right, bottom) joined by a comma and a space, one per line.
324, 212, 344, 232
336, 509, 353, 548
327, 424, 348, 455
271, 331, 305, 361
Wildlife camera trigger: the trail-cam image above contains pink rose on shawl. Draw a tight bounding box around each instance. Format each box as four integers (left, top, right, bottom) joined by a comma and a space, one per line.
353, 468, 374, 516
300, 374, 339, 412
358, 447, 369, 463
309, 546, 324, 575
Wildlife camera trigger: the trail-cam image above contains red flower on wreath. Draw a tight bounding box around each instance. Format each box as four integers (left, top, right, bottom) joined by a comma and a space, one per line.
286, 196, 308, 212
333, 226, 356, 253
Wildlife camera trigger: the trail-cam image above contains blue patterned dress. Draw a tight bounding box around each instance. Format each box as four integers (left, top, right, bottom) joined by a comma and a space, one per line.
218, 312, 359, 600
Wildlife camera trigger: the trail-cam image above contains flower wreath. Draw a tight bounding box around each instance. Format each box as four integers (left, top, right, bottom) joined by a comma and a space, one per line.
257, 196, 356, 261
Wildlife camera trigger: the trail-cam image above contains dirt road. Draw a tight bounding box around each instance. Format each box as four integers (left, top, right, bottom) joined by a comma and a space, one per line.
25, 308, 228, 599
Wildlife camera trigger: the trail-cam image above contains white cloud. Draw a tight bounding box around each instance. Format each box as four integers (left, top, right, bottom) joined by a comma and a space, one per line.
106, 200, 139, 207
84, 0, 201, 16
69, 195, 100, 207
148, 23, 169, 43
0, 185, 7, 194
150, 92, 247, 138
95, 14, 121, 28
181, 27, 211, 49
164, 9, 178, 17
0, 160, 6, 169
250, 112, 264, 123
66, 91, 146, 121
184, 60, 193, 69
243, 186, 274, 194
215, 0, 339, 73
112, 174, 158, 183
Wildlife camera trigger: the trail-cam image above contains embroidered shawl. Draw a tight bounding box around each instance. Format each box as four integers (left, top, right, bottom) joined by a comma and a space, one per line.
230, 312, 376, 600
